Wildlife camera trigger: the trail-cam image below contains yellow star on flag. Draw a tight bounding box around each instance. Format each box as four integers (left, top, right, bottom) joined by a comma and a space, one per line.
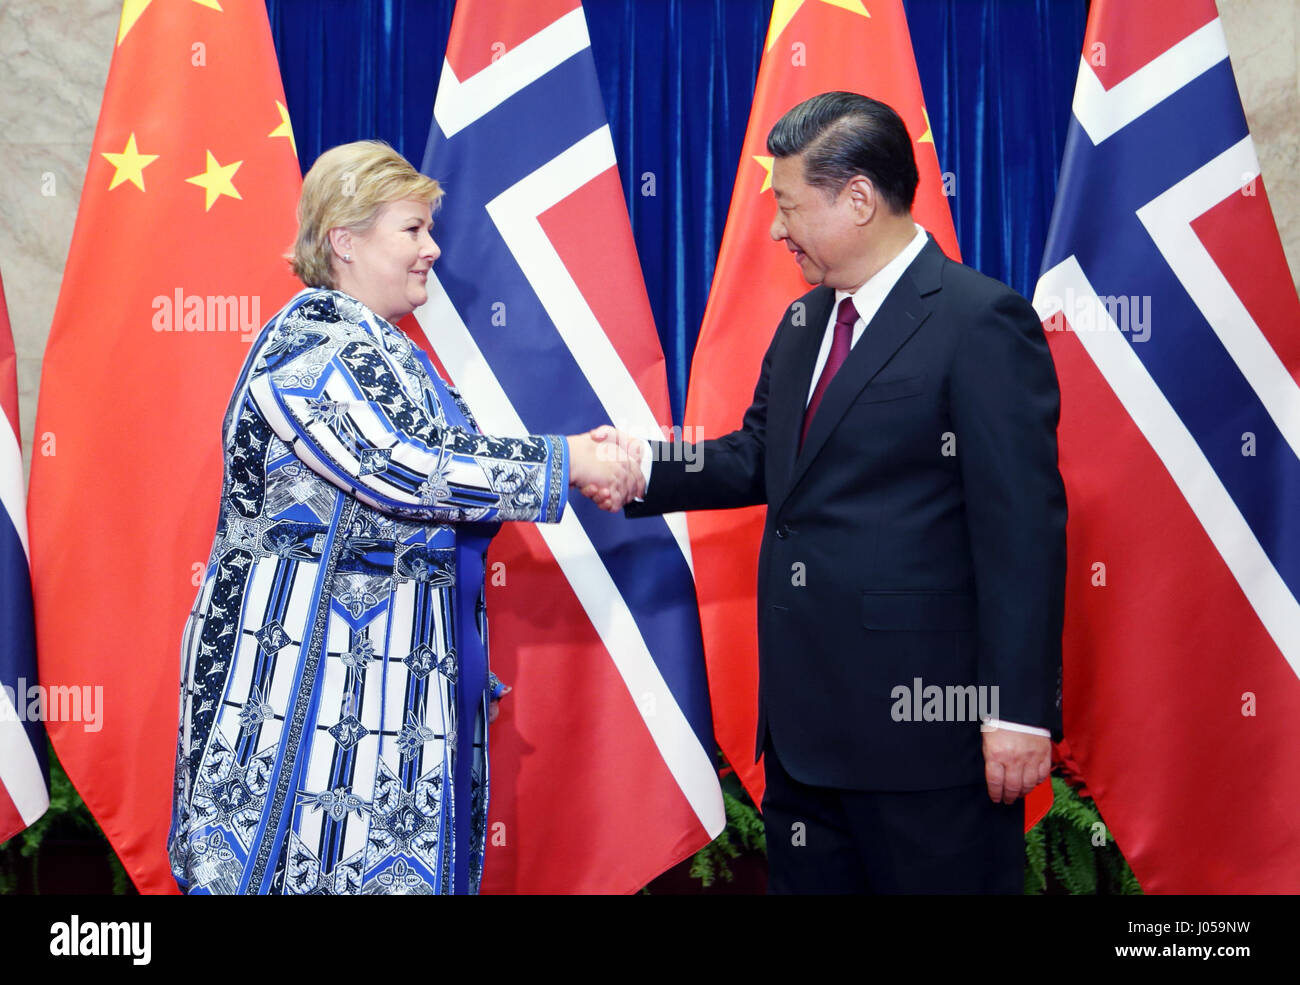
268, 101, 298, 160
118, 0, 223, 46
101, 133, 159, 192
753, 155, 776, 194
185, 150, 243, 211
116, 0, 152, 45
918, 107, 935, 145
766, 0, 870, 52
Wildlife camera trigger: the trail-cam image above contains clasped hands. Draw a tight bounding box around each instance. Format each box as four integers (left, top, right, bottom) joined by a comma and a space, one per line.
567, 426, 645, 511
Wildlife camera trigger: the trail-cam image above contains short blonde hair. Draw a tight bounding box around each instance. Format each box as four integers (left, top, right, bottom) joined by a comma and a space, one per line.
289, 141, 443, 288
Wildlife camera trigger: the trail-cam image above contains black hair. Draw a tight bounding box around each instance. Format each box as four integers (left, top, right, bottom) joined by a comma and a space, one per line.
766, 91, 919, 213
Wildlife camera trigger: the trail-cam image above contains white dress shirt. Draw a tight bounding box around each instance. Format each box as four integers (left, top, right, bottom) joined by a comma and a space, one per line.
805, 223, 929, 405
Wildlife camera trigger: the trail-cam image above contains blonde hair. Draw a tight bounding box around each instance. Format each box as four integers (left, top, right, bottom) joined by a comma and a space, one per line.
289, 141, 443, 288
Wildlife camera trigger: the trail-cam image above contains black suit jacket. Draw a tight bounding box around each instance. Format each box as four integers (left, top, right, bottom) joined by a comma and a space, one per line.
628, 238, 1066, 791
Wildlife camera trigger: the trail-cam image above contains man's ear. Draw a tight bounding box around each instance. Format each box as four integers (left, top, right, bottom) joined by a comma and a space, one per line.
846, 175, 878, 226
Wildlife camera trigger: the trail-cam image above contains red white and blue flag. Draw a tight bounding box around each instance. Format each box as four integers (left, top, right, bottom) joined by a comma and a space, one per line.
413, 0, 724, 893
0, 268, 48, 844
1034, 0, 1300, 892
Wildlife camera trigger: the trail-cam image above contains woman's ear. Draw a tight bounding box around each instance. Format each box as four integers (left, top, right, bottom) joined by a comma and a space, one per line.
328, 227, 353, 261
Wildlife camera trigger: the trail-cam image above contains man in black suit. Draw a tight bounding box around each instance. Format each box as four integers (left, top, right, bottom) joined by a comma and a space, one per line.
601, 92, 1065, 893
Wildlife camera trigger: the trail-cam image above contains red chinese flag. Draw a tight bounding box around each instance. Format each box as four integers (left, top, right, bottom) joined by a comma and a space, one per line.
28, 1, 301, 893
686, 0, 1051, 827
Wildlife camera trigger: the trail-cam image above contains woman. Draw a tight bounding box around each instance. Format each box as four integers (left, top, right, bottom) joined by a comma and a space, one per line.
167, 141, 636, 894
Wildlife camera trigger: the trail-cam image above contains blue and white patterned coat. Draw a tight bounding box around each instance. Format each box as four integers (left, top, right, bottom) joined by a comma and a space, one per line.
168, 289, 568, 894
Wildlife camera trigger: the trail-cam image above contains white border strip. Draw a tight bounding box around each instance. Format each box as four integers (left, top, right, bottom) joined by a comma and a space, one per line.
1135, 135, 1300, 459
1034, 257, 1299, 679
1073, 18, 1228, 144
0, 708, 47, 827
485, 126, 694, 568
0, 420, 46, 827
0, 427, 28, 558
433, 8, 591, 140
414, 278, 724, 837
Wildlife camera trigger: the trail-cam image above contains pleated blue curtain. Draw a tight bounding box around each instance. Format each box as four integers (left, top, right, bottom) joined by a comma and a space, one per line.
909, 0, 1089, 302
266, 0, 1088, 424
265, 1, 455, 174
586, 2, 771, 419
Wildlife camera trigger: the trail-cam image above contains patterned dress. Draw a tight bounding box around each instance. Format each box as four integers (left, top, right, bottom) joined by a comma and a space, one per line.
167, 288, 568, 894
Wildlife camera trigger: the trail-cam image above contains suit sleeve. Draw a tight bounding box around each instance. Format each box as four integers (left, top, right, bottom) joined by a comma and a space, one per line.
625, 324, 778, 517
949, 289, 1066, 738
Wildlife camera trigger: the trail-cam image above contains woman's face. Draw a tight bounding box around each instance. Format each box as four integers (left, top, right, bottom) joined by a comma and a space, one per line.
336, 198, 440, 322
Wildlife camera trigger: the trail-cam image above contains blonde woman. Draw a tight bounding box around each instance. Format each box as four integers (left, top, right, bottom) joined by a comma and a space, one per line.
167, 141, 640, 894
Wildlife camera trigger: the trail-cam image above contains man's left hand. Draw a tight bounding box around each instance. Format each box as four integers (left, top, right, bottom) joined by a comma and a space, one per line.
981, 727, 1050, 804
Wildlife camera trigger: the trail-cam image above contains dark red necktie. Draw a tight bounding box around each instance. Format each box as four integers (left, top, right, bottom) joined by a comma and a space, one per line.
800, 297, 858, 449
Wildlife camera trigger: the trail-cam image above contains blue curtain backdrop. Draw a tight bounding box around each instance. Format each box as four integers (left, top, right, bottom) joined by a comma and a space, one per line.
266, 0, 1088, 424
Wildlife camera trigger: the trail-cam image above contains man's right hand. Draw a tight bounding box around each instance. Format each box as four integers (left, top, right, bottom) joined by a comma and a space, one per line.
567, 430, 644, 511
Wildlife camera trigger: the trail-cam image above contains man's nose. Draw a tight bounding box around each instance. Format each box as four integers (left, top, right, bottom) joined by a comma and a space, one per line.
770, 213, 785, 242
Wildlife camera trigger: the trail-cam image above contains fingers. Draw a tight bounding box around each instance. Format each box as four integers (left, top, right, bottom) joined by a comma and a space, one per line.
571, 427, 645, 510
1007, 758, 1048, 804
985, 760, 1005, 804
1002, 765, 1028, 805
586, 462, 643, 510
589, 426, 644, 462
982, 729, 1051, 804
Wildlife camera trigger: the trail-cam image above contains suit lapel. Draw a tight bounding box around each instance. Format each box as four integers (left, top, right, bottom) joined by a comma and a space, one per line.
767, 287, 835, 491
776, 239, 944, 510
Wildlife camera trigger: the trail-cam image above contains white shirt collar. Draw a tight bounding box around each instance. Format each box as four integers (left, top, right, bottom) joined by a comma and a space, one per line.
834, 223, 931, 323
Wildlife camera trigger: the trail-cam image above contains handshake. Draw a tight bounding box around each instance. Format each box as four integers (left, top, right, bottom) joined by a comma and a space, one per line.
566, 426, 647, 511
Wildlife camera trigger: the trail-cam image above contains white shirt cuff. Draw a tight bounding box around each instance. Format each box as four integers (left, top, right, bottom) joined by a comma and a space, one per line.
980, 718, 1051, 736
634, 437, 653, 502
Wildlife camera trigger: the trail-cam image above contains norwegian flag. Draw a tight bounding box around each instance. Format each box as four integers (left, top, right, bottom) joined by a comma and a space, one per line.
1033, 0, 1300, 891
413, 0, 724, 893
0, 268, 47, 843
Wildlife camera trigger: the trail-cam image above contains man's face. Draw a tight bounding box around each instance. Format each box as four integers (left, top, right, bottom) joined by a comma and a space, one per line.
769, 153, 860, 289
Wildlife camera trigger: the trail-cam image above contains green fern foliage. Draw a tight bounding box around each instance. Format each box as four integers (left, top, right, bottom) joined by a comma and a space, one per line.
688, 791, 766, 888
1025, 776, 1142, 895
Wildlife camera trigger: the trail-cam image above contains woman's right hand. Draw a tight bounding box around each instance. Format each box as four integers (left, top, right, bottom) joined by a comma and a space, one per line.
567, 429, 644, 511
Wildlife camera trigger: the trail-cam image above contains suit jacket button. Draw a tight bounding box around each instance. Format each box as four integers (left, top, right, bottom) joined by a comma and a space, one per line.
776, 524, 790, 539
